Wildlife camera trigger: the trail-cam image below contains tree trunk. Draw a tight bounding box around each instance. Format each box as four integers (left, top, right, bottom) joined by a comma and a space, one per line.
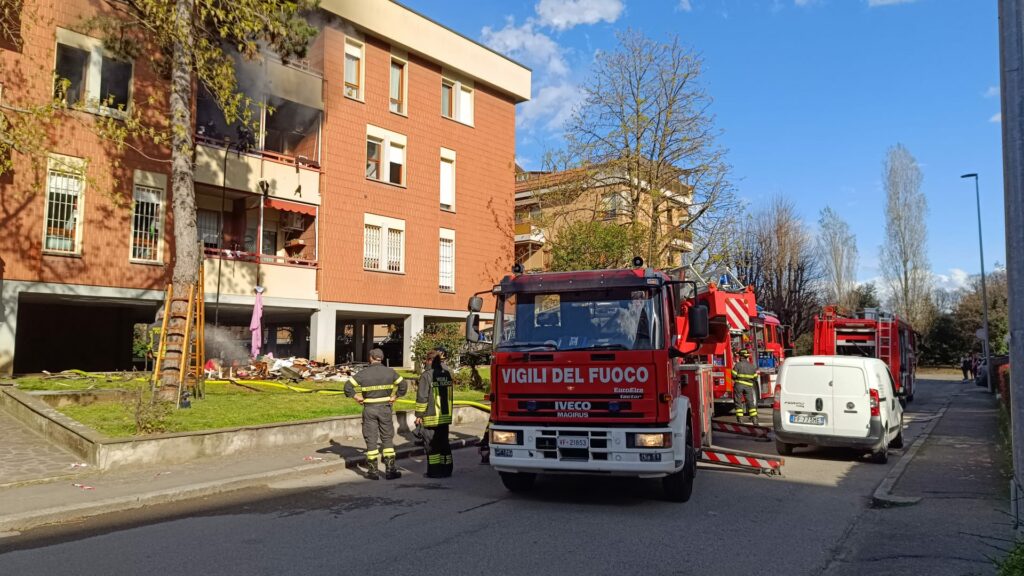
155, 0, 199, 403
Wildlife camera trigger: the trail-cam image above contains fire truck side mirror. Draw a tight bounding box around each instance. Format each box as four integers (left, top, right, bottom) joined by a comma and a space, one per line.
687, 304, 710, 341
466, 313, 482, 343
468, 296, 484, 313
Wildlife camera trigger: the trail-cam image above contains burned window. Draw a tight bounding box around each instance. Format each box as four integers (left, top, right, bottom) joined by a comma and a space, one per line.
53, 29, 133, 114
263, 96, 321, 159
54, 44, 88, 104
99, 57, 132, 110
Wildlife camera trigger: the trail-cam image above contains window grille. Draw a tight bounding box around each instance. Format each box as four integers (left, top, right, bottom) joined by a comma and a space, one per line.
439, 236, 455, 292
386, 228, 403, 272
130, 184, 161, 261
364, 224, 381, 269
44, 167, 83, 253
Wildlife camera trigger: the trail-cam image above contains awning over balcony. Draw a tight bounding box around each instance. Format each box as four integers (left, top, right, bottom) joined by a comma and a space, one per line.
264, 198, 316, 216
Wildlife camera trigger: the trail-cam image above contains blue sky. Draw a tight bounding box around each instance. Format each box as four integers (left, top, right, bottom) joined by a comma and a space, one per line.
402, 0, 1005, 290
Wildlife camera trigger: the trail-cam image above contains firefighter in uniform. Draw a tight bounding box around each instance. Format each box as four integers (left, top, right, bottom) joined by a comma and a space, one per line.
731, 349, 761, 426
416, 349, 455, 478
345, 348, 407, 480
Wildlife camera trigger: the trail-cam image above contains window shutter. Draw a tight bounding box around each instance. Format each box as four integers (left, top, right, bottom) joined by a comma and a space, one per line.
439, 159, 454, 208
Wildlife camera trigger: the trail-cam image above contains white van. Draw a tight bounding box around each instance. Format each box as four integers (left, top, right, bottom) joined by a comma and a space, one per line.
773, 356, 905, 463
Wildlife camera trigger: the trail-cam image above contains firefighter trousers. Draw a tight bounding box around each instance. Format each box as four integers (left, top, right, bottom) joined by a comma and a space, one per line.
362, 403, 395, 463
420, 424, 452, 477
733, 383, 758, 419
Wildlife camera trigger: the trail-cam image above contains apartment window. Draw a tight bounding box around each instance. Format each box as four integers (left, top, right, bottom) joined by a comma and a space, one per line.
441, 80, 453, 118
197, 209, 221, 249
129, 175, 164, 262
389, 58, 406, 114
363, 214, 405, 273
366, 138, 381, 180
43, 157, 85, 254
441, 75, 473, 125
365, 125, 407, 186
53, 28, 132, 113
439, 229, 455, 292
262, 222, 278, 256
388, 142, 404, 185
344, 39, 363, 100
440, 148, 456, 211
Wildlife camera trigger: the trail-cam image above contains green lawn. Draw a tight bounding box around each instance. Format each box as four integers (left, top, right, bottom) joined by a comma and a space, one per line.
58, 381, 489, 438
14, 374, 145, 391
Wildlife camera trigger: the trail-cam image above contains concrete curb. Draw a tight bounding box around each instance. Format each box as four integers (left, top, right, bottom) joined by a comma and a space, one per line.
871, 400, 952, 508
0, 436, 480, 533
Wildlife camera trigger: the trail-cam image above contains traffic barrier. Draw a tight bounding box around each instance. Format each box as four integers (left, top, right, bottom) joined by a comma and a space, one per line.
700, 448, 783, 476
712, 420, 770, 439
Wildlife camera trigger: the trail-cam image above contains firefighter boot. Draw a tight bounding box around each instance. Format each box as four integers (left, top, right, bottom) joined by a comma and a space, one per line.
365, 458, 380, 480
751, 416, 760, 427
384, 456, 401, 480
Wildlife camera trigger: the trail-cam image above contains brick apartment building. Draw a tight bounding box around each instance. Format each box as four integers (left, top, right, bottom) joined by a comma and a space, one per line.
0, 0, 530, 375
513, 165, 692, 272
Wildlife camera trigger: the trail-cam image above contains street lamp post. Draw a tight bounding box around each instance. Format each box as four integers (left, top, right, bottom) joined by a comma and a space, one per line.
961, 173, 993, 393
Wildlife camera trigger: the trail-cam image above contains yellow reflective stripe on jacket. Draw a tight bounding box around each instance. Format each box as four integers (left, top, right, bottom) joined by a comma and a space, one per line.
414, 403, 428, 412
363, 397, 394, 404
359, 384, 394, 392
350, 378, 363, 393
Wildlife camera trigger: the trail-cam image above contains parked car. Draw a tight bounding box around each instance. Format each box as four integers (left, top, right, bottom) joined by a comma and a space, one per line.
773, 355, 904, 463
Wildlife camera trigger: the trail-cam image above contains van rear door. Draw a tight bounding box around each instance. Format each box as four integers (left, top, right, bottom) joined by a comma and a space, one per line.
779, 361, 833, 435
831, 363, 870, 438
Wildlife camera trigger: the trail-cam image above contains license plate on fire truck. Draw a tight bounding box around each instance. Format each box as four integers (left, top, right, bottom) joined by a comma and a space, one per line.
790, 413, 826, 426
557, 437, 589, 449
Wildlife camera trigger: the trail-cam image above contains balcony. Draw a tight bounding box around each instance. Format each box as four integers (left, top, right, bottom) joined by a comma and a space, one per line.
204, 248, 317, 302
514, 222, 546, 245
194, 138, 321, 206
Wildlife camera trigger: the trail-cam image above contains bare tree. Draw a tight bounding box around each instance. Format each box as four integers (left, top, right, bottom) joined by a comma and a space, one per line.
816, 207, 859, 309
556, 30, 736, 267
879, 144, 933, 331
734, 196, 823, 339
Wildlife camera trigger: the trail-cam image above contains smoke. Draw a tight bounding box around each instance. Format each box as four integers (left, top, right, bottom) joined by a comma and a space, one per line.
204, 324, 252, 365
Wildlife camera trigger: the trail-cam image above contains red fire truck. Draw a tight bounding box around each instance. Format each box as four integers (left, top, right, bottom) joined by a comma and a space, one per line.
812, 305, 918, 401
693, 279, 789, 410
465, 261, 783, 502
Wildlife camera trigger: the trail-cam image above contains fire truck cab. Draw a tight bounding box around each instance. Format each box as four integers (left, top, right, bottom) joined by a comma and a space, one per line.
465, 264, 713, 502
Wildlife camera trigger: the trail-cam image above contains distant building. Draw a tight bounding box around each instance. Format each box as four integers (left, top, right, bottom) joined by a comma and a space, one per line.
0, 0, 530, 374
513, 163, 692, 272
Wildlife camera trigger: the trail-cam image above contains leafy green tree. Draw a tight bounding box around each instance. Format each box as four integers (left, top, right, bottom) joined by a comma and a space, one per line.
953, 270, 1009, 356
548, 220, 647, 272
919, 312, 965, 366
850, 282, 882, 310
411, 323, 466, 370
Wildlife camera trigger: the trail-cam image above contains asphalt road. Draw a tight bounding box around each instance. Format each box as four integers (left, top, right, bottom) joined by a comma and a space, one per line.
0, 378, 962, 576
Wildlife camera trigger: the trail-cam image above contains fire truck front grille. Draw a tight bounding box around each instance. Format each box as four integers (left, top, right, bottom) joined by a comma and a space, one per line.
532, 430, 612, 462
558, 448, 589, 461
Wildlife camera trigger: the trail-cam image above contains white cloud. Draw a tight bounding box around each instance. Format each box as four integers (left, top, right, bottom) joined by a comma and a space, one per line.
517, 82, 584, 133
481, 18, 570, 77
991, 112, 1002, 123
933, 268, 970, 292
867, 0, 916, 6
535, 0, 624, 30
984, 85, 1000, 98
678, 0, 693, 11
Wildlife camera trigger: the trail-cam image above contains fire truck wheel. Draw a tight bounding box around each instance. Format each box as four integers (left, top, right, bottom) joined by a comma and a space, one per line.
775, 439, 794, 456
663, 426, 695, 503
499, 472, 536, 493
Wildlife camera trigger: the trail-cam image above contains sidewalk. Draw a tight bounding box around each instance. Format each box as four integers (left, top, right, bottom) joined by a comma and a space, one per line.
0, 423, 483, 533
0, 410, 86, 488
824, 383, 1015, 576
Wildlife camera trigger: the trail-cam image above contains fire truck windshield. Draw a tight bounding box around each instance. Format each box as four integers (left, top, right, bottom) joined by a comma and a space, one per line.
495, 287, 662, 351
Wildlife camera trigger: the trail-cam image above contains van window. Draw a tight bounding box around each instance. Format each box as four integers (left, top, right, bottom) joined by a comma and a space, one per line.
782, 365, 831, 394
884, 367, 898, 398
833, 366, 867, 397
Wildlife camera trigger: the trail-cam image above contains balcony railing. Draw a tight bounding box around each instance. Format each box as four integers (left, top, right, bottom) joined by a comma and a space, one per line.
204, 247, 317, 269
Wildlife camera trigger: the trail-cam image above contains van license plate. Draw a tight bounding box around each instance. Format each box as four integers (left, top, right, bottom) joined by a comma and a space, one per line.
557, 437, 589, 449
790, 413, 826, 426
494, 448, 513, 458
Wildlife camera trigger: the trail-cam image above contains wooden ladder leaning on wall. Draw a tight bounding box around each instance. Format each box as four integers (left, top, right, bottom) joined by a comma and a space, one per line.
150, 261, 206, 407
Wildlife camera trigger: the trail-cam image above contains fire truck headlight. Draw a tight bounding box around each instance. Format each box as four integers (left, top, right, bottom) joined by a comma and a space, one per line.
491, 430, 520, 445
632, 433, 671, 448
